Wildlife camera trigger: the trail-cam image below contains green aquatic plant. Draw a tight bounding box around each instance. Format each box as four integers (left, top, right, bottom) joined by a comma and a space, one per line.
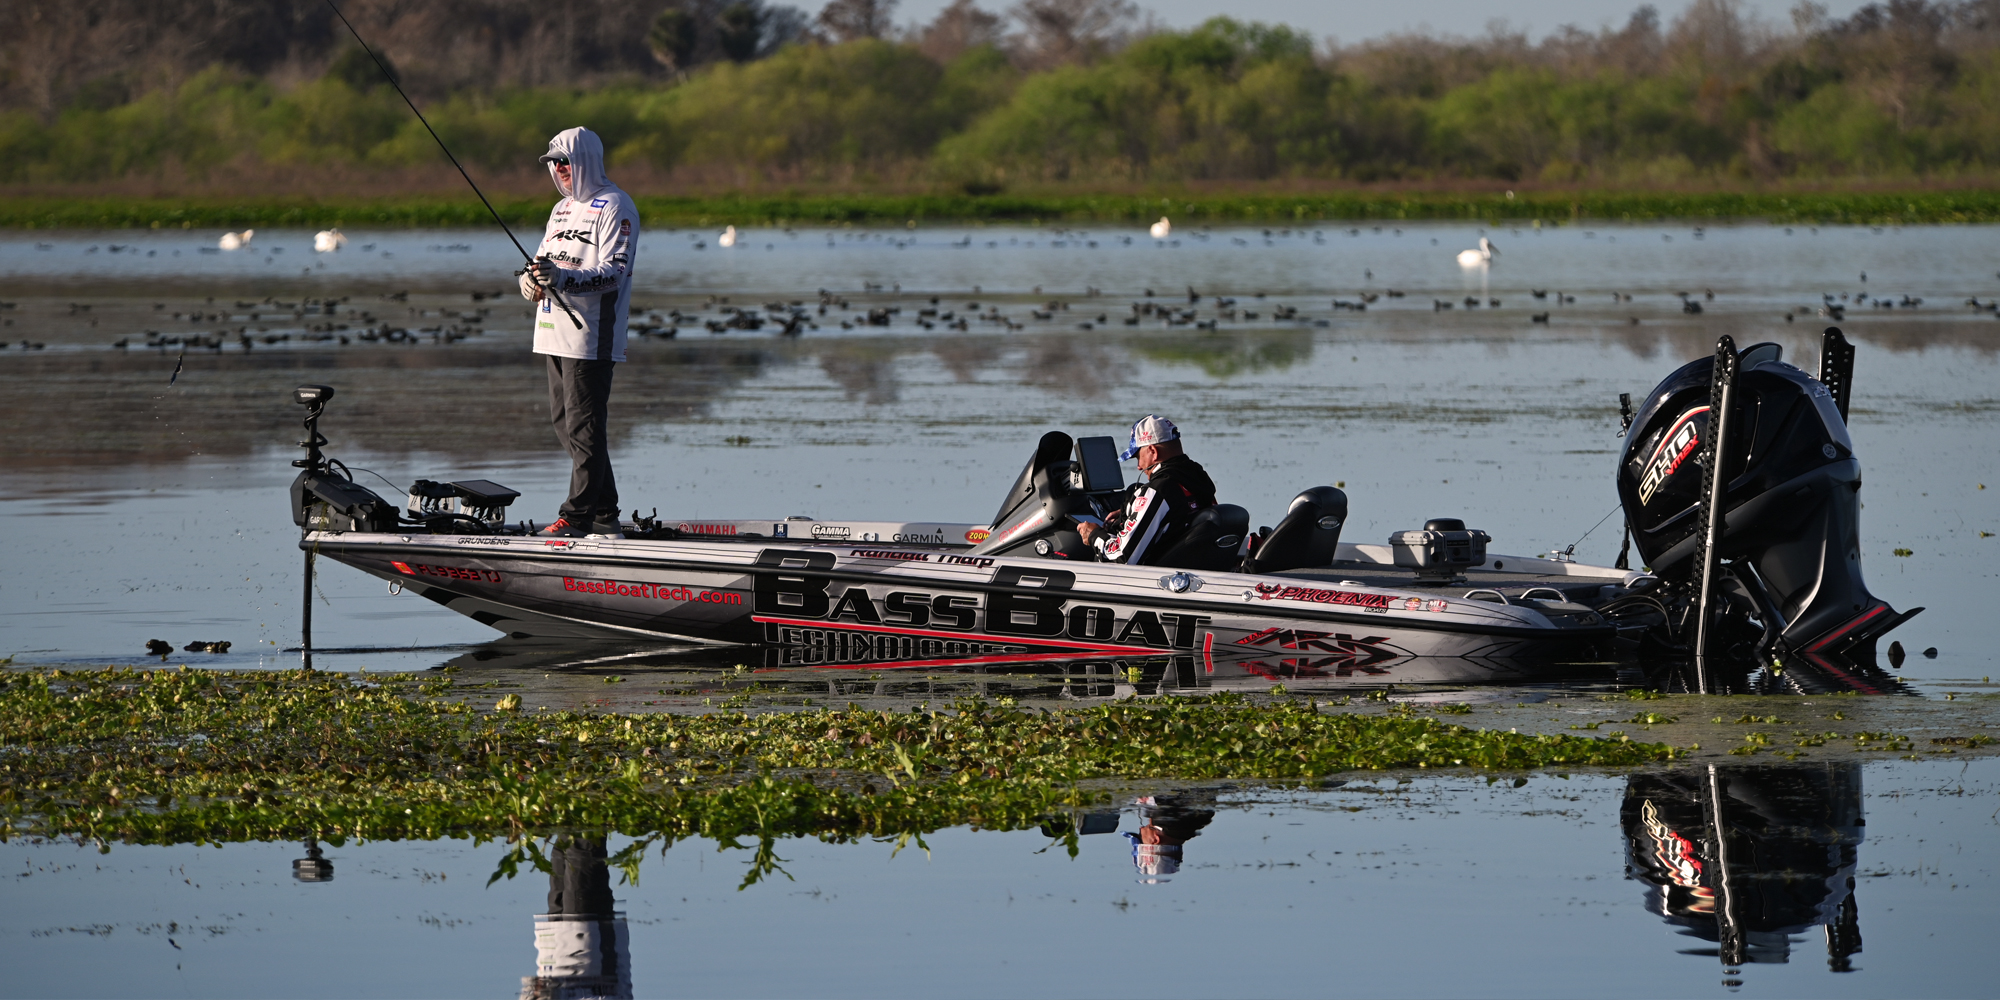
7, 188, 2000, 231
0, 667, 1680, 856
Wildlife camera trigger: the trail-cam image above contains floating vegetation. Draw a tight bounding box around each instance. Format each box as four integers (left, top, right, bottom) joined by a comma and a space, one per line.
0, 668, 1681, 856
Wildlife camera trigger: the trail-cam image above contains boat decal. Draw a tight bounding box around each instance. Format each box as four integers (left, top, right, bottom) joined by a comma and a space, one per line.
753, 615, 1163, 653
848, 548, 997, 568
1253, 583, 1392, 610
787, 648, 1147, 671
562, 577, 742, 603
1233, 627, 1399, 667
810, 523, 852, 540
964, 528, 991, 543
676, 522, 738, 536
392, 560, 502, 583
312, 538, 1612, 641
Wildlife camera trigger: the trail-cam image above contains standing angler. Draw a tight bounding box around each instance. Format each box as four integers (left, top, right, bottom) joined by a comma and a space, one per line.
521, 126, 639, 538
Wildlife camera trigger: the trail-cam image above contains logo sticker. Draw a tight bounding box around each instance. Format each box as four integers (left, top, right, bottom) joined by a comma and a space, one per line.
1638, 406, 1708, 505
676, 522, 738, 536
965, 528, 991, 544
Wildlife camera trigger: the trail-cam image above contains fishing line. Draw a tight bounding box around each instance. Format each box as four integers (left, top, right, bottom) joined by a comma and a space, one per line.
1562, 503, 1624, 558
342, 466, 406, 495
322, 0, 586, 330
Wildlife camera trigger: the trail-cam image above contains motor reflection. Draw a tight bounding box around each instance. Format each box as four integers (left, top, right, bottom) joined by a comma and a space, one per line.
1622, 764, 1864, 973
521, 836, 632, 1000
291, 837, 334, 882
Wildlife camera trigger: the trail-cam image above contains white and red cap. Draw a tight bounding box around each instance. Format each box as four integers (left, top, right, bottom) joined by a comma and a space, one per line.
1119, 414, 1180, 461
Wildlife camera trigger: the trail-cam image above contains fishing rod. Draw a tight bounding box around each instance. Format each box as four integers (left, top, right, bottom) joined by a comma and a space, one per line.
322, 0, 586, 330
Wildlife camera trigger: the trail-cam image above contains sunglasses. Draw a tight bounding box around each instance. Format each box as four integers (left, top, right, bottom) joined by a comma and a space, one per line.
549, 157, 570, 166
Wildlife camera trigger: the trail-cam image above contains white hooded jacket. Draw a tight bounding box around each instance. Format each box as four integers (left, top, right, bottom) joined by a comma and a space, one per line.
531, 127, 639, 362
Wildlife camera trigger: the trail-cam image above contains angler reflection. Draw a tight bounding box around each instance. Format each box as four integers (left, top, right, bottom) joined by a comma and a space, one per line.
1124, 791, 1216, 883
521, 836, 632, 1000
1622, 764, 1864, 974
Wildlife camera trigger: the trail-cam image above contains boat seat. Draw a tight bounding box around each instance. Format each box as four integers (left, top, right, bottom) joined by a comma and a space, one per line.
1242, 486, 1347, 574
1153, 504, 1250, 571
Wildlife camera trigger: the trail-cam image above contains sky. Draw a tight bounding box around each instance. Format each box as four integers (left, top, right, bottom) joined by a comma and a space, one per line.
853, 0, 1878, 46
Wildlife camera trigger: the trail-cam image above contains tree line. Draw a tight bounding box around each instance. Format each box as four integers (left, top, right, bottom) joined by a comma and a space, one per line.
4, 0, 2000, 189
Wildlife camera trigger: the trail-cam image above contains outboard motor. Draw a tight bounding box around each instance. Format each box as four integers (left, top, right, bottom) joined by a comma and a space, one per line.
1615, 331, 1918, 672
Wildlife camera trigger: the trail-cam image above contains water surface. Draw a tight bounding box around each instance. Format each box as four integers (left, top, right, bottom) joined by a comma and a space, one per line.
5, 759, 1994, 998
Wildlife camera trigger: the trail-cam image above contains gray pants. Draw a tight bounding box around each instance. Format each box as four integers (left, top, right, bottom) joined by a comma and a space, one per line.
545, 355, 618, 525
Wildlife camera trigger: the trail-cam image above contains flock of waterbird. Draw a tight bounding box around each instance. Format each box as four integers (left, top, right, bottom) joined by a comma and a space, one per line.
5, 217, 1990, 355
216, 228, 347, 252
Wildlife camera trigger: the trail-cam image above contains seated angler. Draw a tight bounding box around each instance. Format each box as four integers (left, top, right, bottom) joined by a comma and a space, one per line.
1077, 415, 1217, 564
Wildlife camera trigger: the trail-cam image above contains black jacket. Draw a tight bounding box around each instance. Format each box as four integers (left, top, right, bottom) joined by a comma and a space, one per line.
1094, 455, 1218, 564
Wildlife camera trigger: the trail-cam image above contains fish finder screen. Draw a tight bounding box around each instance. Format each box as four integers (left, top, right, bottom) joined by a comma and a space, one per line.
1074, 436, 1125, 493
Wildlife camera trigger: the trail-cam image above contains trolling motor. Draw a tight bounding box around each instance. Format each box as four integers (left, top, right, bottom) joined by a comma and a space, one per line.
1613, 329, 1920, 691
289, 384, 398, 533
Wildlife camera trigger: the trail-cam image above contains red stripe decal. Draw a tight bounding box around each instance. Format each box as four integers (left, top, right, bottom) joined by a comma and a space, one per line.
1203, 630, 1215, 674
750, 615, 1161, 653
1806, 605, 1887, 652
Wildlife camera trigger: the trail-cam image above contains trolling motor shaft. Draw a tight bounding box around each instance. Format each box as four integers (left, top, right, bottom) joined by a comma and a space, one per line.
292, 383, 334, 471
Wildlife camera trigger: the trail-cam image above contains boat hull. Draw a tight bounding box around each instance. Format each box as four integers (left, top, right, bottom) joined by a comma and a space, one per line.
305, 531, 1616, 669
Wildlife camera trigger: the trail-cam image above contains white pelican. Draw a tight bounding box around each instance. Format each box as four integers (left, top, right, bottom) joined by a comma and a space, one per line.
1456, 236, 1496, 266
718, 225, 738, 248
218, 229, 254, 251
1149, 216, 1171, 239
313, 228, 347, 253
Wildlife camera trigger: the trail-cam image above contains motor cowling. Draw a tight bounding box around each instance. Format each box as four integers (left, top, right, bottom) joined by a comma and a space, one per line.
1616, 342, 1893, 651
292, 469, 398, 533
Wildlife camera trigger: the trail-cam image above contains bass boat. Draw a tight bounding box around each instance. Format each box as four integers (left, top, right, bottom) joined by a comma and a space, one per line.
289, 329, 1917, 693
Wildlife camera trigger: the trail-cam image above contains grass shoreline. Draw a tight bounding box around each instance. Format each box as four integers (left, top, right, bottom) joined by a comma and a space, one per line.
7, 189, 2000, 230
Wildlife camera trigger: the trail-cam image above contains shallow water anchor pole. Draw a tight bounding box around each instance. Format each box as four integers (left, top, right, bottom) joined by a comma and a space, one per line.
1691, 335, 1740, 694
301, 547, 315, 671
1819, 326, 1854, 423
1615, 392, 1636, 571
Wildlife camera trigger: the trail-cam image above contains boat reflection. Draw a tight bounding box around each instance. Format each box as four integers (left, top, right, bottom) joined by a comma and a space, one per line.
440, 637, 1612, 704
1622, 764, 1864, 973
